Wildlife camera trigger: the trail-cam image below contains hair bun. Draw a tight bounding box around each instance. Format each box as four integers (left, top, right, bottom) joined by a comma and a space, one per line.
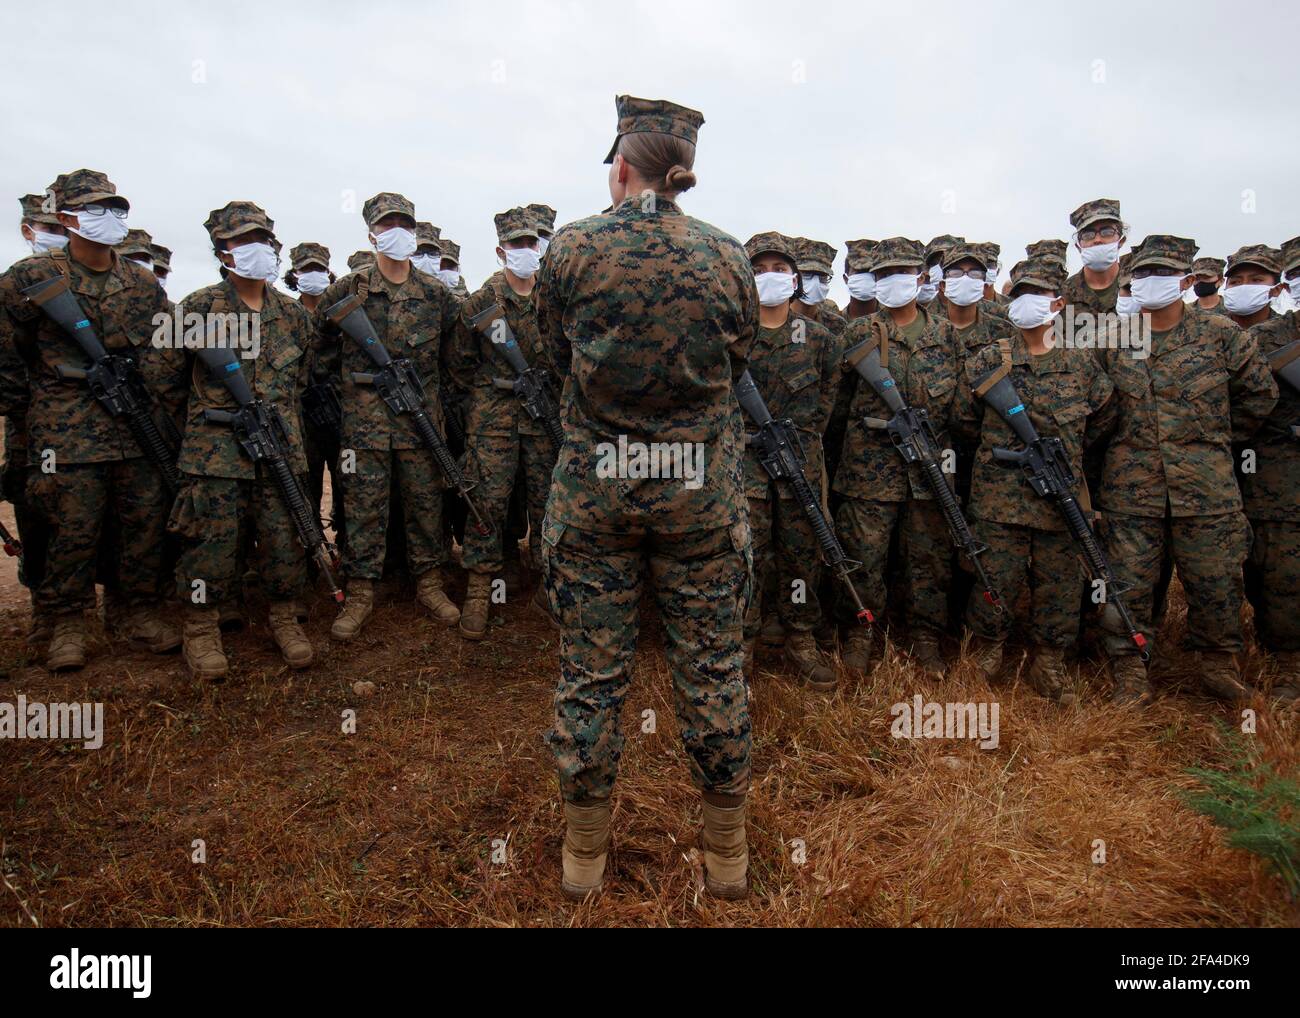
664, 165, 698, 193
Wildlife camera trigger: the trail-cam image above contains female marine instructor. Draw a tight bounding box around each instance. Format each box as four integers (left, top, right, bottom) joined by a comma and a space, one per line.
533, 95, 759, 901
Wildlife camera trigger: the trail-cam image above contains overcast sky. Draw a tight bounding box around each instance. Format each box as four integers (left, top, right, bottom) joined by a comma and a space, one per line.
3, 1, 1297, 307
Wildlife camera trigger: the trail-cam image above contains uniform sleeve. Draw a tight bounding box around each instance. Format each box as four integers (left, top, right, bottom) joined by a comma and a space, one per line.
0, 268, 32, 419
1224, 322, 1279, 443
727, 249, 758, 385
446, 287, 484, 393
950, 346, 990, 450
816, 321, 847, 433
1083, 358, 1117, 453
534, 242, 570, 381
313, 280, 346, 382
148, 283, 190, 426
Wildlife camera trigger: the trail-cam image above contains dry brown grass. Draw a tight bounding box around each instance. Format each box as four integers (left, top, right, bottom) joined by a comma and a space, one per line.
0, 570, 1296, 928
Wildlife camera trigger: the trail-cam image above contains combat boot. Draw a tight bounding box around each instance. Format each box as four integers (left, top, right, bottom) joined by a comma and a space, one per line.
46, 613, 86, 672
759, 613, 785, 647
122, 605, 181, 654
911, 632, 946, 679
1026, 646, 1076, 707
561, 799, 610, 901
268, 602, 314, 669
416, 570, 460, 626
183, 605, 228, 681
970, 636, 1005, 682
702, 797, 748, 899
1271, 652, 1300, 703
1200, 651, 1250, 705
330, 579, 374, 641
842, 628, 875, 677
218, 602, 247, 633
26, 605, 54, 648
785, 631, 836, 691
1111, 656, 1152, 706
459, 572, 493, 641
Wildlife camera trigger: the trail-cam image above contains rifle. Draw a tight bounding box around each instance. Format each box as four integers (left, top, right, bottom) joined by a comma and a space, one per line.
440, 384, 466, 448
844, 330, 1002, 611
194, 338, 344, 604
973, 366, 1149, 660
0, 517, 21, 558
467, 302, 565, 448
325, 295, 491, 536
301, 378, 342, 438
735, 370, 872, 626
22, 275, 182, 494
1268, 340, 1300, 440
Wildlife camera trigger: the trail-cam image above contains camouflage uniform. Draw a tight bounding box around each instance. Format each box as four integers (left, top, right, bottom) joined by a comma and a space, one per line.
740, 233, 845, 641
1188, 256, 1227, 317
449, 208, 558, 574
170, 203, 313, 611
149, 243, 171, 287
1061, 200, 1124, 332
951, 256, 1116, 651
1242, 236, 1300, 675
116, 228, 157, 273
1221, 245, 1284, 331
1098, 235, 1277, 683
831, 237, 961, 640
438, 239, 470, 300
791, 237, 848, 336
536, 96, 754, 804
316, 193, 461, 584
921, 234, 964, 318
0, 171, 186, 639
346, 250, 374, 273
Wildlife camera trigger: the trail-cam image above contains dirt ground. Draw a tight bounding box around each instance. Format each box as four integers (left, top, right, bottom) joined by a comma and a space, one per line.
0, 489, 1296, 927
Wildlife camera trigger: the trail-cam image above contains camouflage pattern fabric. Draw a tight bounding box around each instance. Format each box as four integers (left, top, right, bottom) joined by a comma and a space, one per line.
1100, 310, 1277, 518
966, 519, 1081, 647
743, 493, 822, 637
1100, 510, 1250, 657
541, 517, 751, 802
1245, 519, 1300, 653
461, 431, 553, 572
170, 472, 307, 606
344, 447, 446, 580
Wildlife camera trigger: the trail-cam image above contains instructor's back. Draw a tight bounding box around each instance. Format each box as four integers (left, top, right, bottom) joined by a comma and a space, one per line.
534, 94, 758, 901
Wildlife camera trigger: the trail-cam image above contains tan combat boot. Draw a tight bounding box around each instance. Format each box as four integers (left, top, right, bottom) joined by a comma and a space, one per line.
459, 572, 493, 641
842, 628, 875, 677
759, 613, 785, 647
970, 636, 1005, 682
1111, 655, 1152, 706
183, 605, 228, 681
269, 602, 314, 668
330, 579, 374, 641
1026, 646, 1076, 706
46, 613, 87, 672
1200, 651, 1250, 704
785, 631, 836, 691
122, 605, 182, 654
416, 570, 460, 625
911, 632, 946, 679
1271, 652, 1300, 703
561, 799, 611, 901
702, 797, 748, 899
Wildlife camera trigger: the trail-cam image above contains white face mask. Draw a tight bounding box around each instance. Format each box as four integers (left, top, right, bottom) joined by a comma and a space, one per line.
436, 267, 460, 289
412, 253, 440, 275
1131, 274, 1185, 310
875, 272, 920, 309
1079, 241, 1121, 270
228, 241, 280, 282
846, 272, 876, 301
755, 271, 796, 307
800, 275, 829, 304
27, 229, 69, 255
538, 236, 550, 257
66, 207, 129, 246
297, 270, 330, 295
944, 276, 985, 307
503, 247, 541, 279
1223, 283, 1273, 316
1288, 276, 1300, 302
371, 226, 417, 261
1008, 293, 1058, 329
1116, 295, 1141, 316
917, 263, 942, 303
127, 256, 153, 272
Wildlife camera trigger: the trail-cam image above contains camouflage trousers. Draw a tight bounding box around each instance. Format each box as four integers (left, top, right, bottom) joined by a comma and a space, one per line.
2, 458, 49, 605
743, 493, 822, 638
1246, 518, 1300, 653
461, 430, 556, 573
344, 448, 446, 581
833, 497, 951, 634
170, 472, 307, 606
26, 458, 167, 615
304, 423, 346, 559
966, 518, 1081, 648
1101, 510, 1249, 657
541, 517, 753, 803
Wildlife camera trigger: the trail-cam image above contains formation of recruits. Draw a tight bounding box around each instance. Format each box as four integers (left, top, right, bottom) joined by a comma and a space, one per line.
2, 93, 1297, 899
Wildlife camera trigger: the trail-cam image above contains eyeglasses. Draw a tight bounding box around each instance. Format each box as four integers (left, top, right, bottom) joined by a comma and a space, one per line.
72, 203, 128, 219
1078, 226, 1122, 243
1131, 266, 1183, 279
944, 268, 987, 281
